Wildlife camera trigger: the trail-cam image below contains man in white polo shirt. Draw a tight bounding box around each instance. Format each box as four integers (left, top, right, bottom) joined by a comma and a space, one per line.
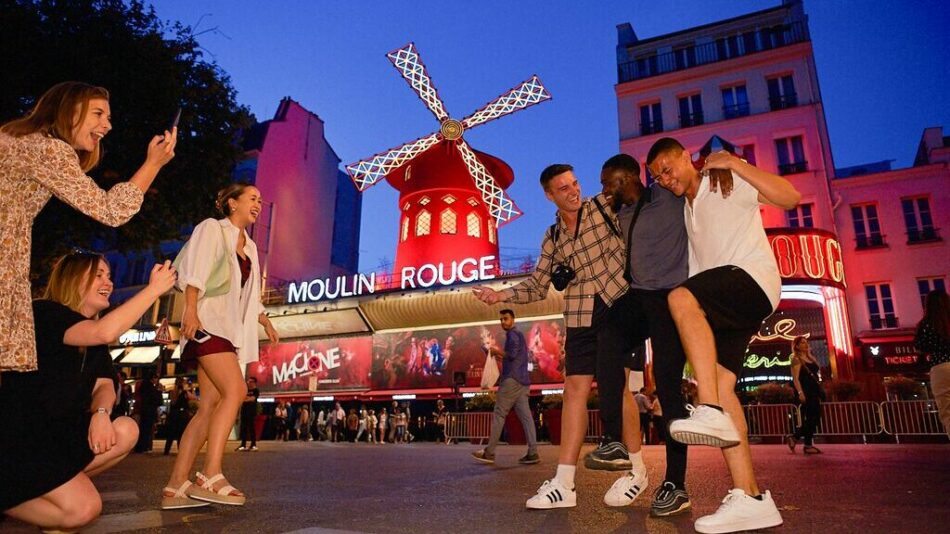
646, 137, 801, 534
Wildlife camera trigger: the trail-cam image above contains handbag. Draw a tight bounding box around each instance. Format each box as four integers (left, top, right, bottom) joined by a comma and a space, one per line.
800, 361, 827, 401
480, 351, 500, 389
172, 222, 231, 297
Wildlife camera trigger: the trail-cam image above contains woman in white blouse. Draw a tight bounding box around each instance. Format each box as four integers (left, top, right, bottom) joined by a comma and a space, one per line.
160, 183, 279, 510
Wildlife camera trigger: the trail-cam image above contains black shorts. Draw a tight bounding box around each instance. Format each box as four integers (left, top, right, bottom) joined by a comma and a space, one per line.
677, 265, 773, 377
563, 293, 649, 376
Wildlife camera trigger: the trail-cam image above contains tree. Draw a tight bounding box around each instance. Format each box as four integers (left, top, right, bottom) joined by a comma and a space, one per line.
0, 0, 254, 285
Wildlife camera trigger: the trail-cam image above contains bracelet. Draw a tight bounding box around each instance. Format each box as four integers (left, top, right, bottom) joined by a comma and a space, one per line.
93, 407, 110, 416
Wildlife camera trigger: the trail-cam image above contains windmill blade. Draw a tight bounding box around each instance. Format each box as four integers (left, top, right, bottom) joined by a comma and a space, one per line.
346, 132, 441, 191
387, 43, 450, 122
455, 139, 522, 226
460, 75, 552, 130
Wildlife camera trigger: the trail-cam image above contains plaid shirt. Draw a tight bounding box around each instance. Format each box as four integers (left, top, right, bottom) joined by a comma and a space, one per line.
501, 193, 628, 327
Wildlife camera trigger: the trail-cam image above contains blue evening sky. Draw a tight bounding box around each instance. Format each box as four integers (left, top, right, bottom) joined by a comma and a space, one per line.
148, 0, 949, 272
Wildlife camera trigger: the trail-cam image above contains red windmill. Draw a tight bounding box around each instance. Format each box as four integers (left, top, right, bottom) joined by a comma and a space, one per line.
346, 43, 552, 277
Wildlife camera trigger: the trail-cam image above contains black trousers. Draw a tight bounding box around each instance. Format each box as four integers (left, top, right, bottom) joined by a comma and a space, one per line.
239, 410, 256, 446
794, 396, 822, 446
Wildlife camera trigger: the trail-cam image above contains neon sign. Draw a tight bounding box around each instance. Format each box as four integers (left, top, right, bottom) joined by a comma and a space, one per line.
744, 354, 792, 368
752, 318, 806, 343
766, 228, 846, 290
288, 255, 498, 303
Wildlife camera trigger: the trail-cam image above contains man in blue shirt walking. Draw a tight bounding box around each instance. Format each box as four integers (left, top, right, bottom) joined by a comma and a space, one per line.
472, 309, 540, 465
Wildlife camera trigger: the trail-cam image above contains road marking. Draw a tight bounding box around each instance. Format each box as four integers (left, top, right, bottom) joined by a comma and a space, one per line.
84, 510, 216, 534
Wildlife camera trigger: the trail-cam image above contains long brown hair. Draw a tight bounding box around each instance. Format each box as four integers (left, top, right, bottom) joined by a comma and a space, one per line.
215, 182, 256, 217
920, 290, 950, 340
42, 251, 107, 314
1, 81, 110, 172
790, 335, 812, 361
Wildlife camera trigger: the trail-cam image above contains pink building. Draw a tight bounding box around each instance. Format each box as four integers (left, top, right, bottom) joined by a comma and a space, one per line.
832, 127, 950, 395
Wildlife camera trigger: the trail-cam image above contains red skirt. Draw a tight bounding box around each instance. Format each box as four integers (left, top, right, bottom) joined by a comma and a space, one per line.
180, 334, 236, 371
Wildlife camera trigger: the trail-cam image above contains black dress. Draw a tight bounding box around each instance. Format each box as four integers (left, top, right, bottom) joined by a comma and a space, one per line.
0, 300, 114, 511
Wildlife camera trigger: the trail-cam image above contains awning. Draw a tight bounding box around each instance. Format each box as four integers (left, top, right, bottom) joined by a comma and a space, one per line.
110, 348, 127, 361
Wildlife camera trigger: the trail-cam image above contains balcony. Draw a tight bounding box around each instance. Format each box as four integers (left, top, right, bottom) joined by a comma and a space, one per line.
679, 112, 705, 128
907, 227, 942, 244
723, 103, 750, 119
778, 161, 808, 175
870, 315, 900, 330
855, 234, 887, 250
640, 119, 664, 136
618, 22, 807, 83
769, 93, 799, 111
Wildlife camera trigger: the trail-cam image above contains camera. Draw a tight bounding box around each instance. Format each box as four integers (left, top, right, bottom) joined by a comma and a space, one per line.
551, 263, 576, 291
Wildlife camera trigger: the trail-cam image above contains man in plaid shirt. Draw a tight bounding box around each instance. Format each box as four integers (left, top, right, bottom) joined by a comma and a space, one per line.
473, 163, 649, 510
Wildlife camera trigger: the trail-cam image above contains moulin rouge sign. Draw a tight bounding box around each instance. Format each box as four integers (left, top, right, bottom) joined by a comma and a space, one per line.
766, 228, 846, 290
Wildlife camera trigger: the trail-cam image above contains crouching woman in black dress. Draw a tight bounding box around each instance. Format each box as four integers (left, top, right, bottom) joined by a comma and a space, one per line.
0, 251, 177, 530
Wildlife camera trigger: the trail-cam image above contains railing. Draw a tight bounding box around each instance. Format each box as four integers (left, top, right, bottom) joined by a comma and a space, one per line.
869, 315, 900, 329
907, 227, 941, 244
618, 22, 808, 83
723, 103, 750, 119
769, 94, 799, 111
444, 402, 947, 444
640, 120, 664, 136
778, 161, 808, 175
855, 234, 887, 250
679, 112, 705, 128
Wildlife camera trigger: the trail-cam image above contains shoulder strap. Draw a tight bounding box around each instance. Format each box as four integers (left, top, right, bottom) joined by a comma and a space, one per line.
591, 196, 621, 238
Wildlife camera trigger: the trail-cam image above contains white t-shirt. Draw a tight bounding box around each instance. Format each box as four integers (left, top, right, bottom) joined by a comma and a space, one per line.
684, 171, 781, 311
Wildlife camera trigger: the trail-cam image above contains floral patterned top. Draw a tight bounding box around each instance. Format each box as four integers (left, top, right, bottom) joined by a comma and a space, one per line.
0, 132, 144, 372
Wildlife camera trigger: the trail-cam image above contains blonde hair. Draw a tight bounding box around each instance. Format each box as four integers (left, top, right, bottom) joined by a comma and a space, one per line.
215, 182, 256, 217
42, 251, 107, 314
1, 82, 110, 172
790, 335, 809, 359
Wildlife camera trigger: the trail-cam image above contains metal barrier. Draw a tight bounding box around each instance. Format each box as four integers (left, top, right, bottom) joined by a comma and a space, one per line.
743, 404, 799, 437
444, 412, 493, 444
586, 409, 603, 441
816, 401, 882, 441
881, 400, 948, 440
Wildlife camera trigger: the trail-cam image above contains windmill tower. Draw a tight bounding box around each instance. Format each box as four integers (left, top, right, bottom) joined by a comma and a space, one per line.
346, 43, 552, 276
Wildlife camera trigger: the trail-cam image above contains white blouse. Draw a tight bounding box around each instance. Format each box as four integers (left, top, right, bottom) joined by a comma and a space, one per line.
176, 217, 265, 366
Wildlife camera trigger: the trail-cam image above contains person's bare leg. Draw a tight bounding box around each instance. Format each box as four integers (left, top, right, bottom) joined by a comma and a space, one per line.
84, 416, 138, 477
621, 369, 642, 453
4, 473, 101, 530
197, 352, 247, 491
557, 374, 593, 465
668, 288, 719, 405
717, 366, 759, 495
165, 365, 221, 490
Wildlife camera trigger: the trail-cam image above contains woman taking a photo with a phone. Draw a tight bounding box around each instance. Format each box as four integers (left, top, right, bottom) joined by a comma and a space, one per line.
161, 183, 278, 510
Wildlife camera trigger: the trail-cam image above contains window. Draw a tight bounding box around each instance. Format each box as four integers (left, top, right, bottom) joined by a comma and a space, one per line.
767, 75, 797, 110
467, 197, 479, 207
715, 35, 742, 60
851, 204, 885, 249
786, 203, 814, 228
673, 46, 696, 69
466, 213, 481, 238
761, 24, 790, 49
488, 219, 496, 244
775, 136, 807, 174
722, 85, 749, 119
640, 102, 662, 135
402, 202, 410, 211
918, 278, 947, 309
740, 144, 756, 166
401, 216, 409, 242
416, 210, 431, 236
418, 196, 431, 206
442, 194, 456, 205
678, 94, 703, 128
901, 196, 939, 243
440, 209, 457, 235
865, 283, 898, 329
635, 53, 659, 78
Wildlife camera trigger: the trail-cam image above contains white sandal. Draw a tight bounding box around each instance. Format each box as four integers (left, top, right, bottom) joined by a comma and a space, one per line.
161, 480, 210, 510
187, 471, 246, 506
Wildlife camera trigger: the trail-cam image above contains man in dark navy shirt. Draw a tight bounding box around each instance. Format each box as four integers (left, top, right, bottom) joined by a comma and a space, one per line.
472, 309, 539, 466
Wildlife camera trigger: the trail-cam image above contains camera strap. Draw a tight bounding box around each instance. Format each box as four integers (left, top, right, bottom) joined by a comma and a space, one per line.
591, 196, 621, 238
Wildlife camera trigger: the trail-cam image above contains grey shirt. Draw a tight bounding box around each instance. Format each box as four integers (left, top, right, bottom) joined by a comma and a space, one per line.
618, 183, 689, 290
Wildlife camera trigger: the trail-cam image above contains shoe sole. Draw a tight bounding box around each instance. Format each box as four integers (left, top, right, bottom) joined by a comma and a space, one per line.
518, 459, 541, 465
584, 456, 633, 471
695, 512, 782, 533
160, 500, 211, 510
472, 456, 495, 464
650, 499, 691, 517
670, 430, 739, 448
526, 500, 576, 510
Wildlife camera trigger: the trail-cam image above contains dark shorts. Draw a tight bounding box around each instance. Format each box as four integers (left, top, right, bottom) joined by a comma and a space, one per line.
677, 265, 773, 377
563, 293, 650, 376
180, 334, 237, 371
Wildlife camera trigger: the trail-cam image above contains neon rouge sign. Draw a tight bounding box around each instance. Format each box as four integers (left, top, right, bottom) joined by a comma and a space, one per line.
287, 255, 498, 303
766, 228, 845, 289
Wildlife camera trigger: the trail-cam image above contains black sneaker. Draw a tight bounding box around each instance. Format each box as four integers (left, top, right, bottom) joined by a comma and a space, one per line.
583, 441, 632, 471
650, 481, 691, 517
471, 449, 495, 464
518, 452, 541, 465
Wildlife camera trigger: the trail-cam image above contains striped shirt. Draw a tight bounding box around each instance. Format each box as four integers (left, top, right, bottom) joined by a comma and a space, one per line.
501, 193, 628, 327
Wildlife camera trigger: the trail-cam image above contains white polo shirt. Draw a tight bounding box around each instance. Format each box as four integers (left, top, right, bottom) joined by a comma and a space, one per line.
684, 171, 781, 311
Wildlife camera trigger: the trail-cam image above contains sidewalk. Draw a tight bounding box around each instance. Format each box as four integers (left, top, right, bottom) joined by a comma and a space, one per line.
3, 441, 948, 533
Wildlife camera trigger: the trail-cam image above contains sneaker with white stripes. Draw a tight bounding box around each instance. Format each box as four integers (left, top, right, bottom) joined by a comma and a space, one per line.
669, 404, 741, 448
525, 478, 576, 509
603, 468, 648, 507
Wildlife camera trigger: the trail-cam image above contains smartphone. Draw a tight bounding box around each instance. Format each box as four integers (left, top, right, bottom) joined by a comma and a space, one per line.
193, 329, 211, 343
159, 108, 181, 143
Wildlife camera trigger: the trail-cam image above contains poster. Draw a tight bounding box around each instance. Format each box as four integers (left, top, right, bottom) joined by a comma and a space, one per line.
247, 336, 372, 393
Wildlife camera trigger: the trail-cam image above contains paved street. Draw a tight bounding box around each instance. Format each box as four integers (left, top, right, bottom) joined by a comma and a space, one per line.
3, 441, 948, 533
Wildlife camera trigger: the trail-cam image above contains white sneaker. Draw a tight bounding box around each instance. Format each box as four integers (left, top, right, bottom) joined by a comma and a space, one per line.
603, 468, 648, 507
525, 478, 576, 509
694, 489, 783, 534
669, 404, 741, 447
